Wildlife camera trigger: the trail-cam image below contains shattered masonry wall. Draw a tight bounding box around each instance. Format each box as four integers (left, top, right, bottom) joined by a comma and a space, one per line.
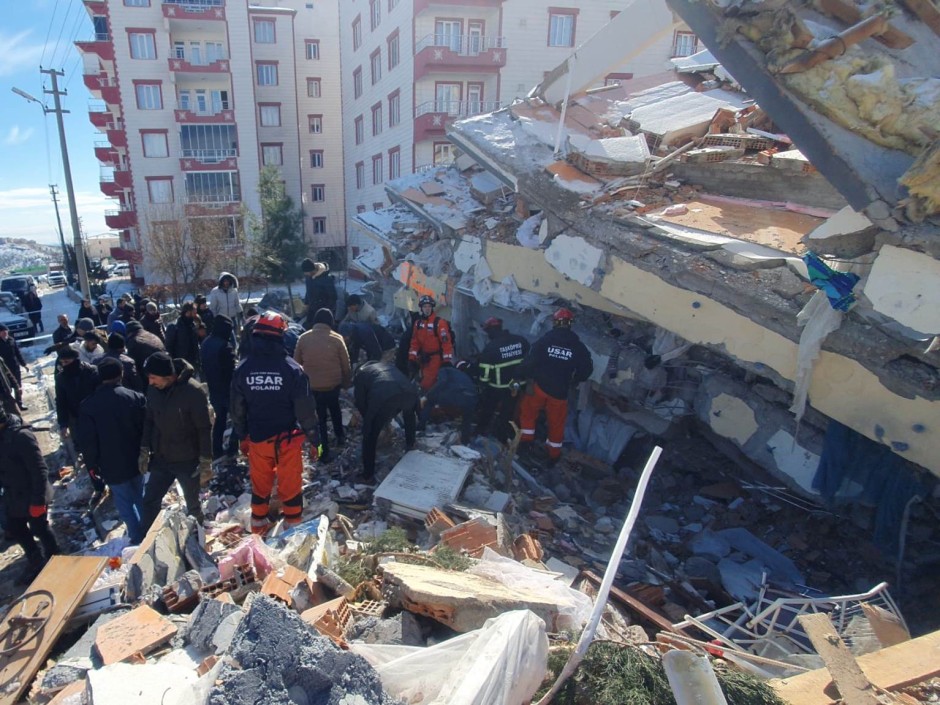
481, 239, 940, 478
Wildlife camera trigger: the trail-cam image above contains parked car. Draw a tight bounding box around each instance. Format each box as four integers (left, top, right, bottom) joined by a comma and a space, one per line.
48, 272, 67, 287
112, 263, 130, 277
0, 302, 35, 342
0, 275, 37, 301
0, 292, 25, 315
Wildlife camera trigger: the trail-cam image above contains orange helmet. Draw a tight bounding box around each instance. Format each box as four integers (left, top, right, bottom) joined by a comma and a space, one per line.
553, 308, 574, 325
253, 311, 288, 338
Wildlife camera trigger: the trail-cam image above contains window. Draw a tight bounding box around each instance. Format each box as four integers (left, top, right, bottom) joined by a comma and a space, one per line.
254, 19, 276, 43
135, 82, 162, 110
306, 77, 321, 98
548, 10, 577, 47
354, 115, 364, 145
206, 41, 224, 63
184, 172, 240, 203
356, 205, 366, 214
308, 114, 323, 133
261, 144, 283, 166
388, 90, 400, 127
310, 184, 325, 202
372, 202, 383, 211
125, 0, 149, 6
388, 0, 399, 10
372, 154, 383, 185
434, 142, 456, 165
259, 103, 281, 126
370, 49, 382, 84
305, 39, 320, 59
353, 67, 362, 98
355, 161, 364, 189
310, 150, 324, 168
180, 125, 238, 161
371, 103, 383, 136
352, 16, 362, 50
387, 31, 399, 69
141, 131, 168, 157
129, 31, 156, 59
147, 178, 173, 204
256, 62, 278, 85
672, 31, 697, 57
389, 147, 400, 180
370, 0, 381, 30
312, 217, 326, 234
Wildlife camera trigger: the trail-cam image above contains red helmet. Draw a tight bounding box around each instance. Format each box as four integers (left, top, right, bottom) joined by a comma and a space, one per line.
482, 317, 503, 331
253, 311, 288, 338
553, 308, 575, 325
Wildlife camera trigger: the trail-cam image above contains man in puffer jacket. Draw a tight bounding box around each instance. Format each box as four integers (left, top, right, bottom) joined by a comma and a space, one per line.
207, 272, 243, 324
293, 308, 351, 463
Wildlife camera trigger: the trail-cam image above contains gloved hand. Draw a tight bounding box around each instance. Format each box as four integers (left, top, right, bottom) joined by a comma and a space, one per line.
29, 505, 46, 518
138, 448, 151, 475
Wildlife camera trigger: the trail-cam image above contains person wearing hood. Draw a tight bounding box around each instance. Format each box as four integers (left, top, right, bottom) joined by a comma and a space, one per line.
141, 301, 166, 343
0, 406, 59, 583
77, 358, 147, 543
208, 272, 242, 323
125, 320, 166, 389
0, 323, 28, 410
353, 361, 419, 479
139, 352, 212, 533
22, 285, 43, 332
294, 308, 350, 463
165, 301, 201, 373
301, 258, 337, 327
200, 314, 238, 460
231, 312, 319, 534
99, 332, 141, 392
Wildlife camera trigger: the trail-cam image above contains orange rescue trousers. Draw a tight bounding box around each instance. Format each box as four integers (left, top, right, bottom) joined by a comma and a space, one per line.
518, 382, 568, 459
248, 432, 305, 534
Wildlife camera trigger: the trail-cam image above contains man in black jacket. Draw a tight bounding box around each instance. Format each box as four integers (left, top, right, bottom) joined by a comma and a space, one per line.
200, 314, 238, 460
301, 258, 337, 327
125, 321, 166, 389
0, 406, 59, 583
55, 347, 103, 495
166, 302, 201, 373
78, 358, 147, 543
353, 361, 419, 479
99, 333, 141, 392
474, 317, 530, 443
52, 313, 77, 347
0, 323, 28, 410
139, 352, 212, 533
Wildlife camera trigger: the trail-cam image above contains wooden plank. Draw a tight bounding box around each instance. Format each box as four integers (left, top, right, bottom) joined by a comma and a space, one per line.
898, 0, 940, 38
94, 605, 177, 666
860, 603, 910, 648
772, 629, 940, 705
581, 570, 684, 635
0, 556, 108, 705
816, 0, 915, 48
797, 613, 879, 705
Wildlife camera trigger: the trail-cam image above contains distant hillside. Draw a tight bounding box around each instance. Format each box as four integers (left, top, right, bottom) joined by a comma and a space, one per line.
0, 238, 61, 275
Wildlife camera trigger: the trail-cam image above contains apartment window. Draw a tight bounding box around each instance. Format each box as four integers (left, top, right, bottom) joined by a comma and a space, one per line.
434, 142, 456, 165
356, 205, 366, 214
352, 16, 362, 50
372, 154, 383, 185
259, 103, 281, 126
312, 217, 326, 234
353, 67, 362, 98
128, 31, 156, 59
672, 31, 698, 57
371, 103, 383, 136
305, 39, 320, 59
309, 150, 324, 168
180, 125, 238, 161
135, 82, 162, 110
388, 0, 399, 12
254, 19, 276, 43
388, 90, 400, 127
354, 116, 364, 145
256, 62, 278, 85
370, 49, 382, 84
147, 177, 174, 204
305, 77, 321, 98
388, 147, 400, 180
261, 143, 283, 166
141, 130, 168, 157
372, 202, 383, 210
124, 0, 149, 6
387, 31, 399, 69
311, 184, 325, 202
308, 114, 323, 133
548, 9, 577, 47
370, 0, 381, 30
355, 161, 364, 189
185, 172, 240, 203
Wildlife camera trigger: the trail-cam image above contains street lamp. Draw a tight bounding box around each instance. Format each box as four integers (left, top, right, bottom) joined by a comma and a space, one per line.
12, 77, 91, 299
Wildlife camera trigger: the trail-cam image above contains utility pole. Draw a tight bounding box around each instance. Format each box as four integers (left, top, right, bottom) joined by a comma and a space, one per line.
49, 185, 74, 284
42, 68, 91, 299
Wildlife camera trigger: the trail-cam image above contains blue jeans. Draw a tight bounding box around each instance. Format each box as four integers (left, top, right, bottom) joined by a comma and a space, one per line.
110, 475, 145, 544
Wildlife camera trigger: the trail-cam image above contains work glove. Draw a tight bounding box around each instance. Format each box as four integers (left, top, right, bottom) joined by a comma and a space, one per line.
138, 448, 151, 475
29, 505, 47, 519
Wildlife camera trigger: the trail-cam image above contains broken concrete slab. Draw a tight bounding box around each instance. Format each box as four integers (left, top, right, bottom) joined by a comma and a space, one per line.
347, 611, 424, 647
208, 595, 398, 705
373, 450, 473, 520
544, 234, 605, 288
94, 605, 178, 665
182, 598, 243, 655
87, 662, 197, 705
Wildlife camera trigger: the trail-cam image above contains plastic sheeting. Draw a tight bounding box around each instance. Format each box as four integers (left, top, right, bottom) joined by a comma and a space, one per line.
350, 610, 549, 705
790, 290, 844, 423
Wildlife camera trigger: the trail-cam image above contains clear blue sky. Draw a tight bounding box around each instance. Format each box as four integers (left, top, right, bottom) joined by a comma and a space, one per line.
0, 0, 110, 246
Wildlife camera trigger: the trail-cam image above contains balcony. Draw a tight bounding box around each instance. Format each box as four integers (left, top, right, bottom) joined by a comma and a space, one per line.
105, 209, 137, 229
414, 100, 502, 142
94, 140, 118, 164
75, 33, 114, 62
162, 0, 226, 21
88, 101, 110, 129
99, 168, 118, 198
174, 106, 235, 124
415, 0, 503, 13
106, 125, 127, 148
414, 34, 506, 79
114, 169, 132, 188
180, 149, 238, 171
184, 199, 241, 217
85, 73, 120, 105
168, 57, 230, 74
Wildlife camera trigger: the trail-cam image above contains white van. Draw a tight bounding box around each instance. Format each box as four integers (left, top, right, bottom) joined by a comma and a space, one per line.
112, 263, 130, 277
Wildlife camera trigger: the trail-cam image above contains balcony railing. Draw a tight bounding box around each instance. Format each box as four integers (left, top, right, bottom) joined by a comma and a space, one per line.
181, 148, 237, 163
185, 193, 241, 204
414, 33, 506, 55
415, 100, 502, 118
88, 100, 107, 112
100, 168, 115, 182
163, 0, 223, 5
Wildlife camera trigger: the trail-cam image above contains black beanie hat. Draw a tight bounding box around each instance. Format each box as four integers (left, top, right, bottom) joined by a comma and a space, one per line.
58, 346, 79, 360
313, 308, 335, 326
301, 258, 315, 272
108, 333, 125, 350
83, 331, 100, 342
98, 357, 123, 382
144, 351, 174, 377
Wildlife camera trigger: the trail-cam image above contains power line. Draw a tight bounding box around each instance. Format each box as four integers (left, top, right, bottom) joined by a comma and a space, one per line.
49, 0, 77, 69
60, 3, 88, 78
40, 0, 62, 68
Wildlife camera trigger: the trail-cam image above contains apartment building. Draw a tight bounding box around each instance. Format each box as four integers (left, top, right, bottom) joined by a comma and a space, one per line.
77, 0, 345, 283
338, 0, 696, 252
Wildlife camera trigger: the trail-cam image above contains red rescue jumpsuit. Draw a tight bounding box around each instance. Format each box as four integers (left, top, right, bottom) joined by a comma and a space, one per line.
407, 313, 454, 391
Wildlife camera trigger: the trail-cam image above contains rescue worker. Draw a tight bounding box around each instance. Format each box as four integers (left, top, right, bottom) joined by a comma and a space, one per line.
407, 295, 454, 391
419, 361, 477, 444
475, 317, 530, 443
353, 361, 419, 480
0, 406, 59, 583
518, 308, 593, 462
230, 312, 319, 535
